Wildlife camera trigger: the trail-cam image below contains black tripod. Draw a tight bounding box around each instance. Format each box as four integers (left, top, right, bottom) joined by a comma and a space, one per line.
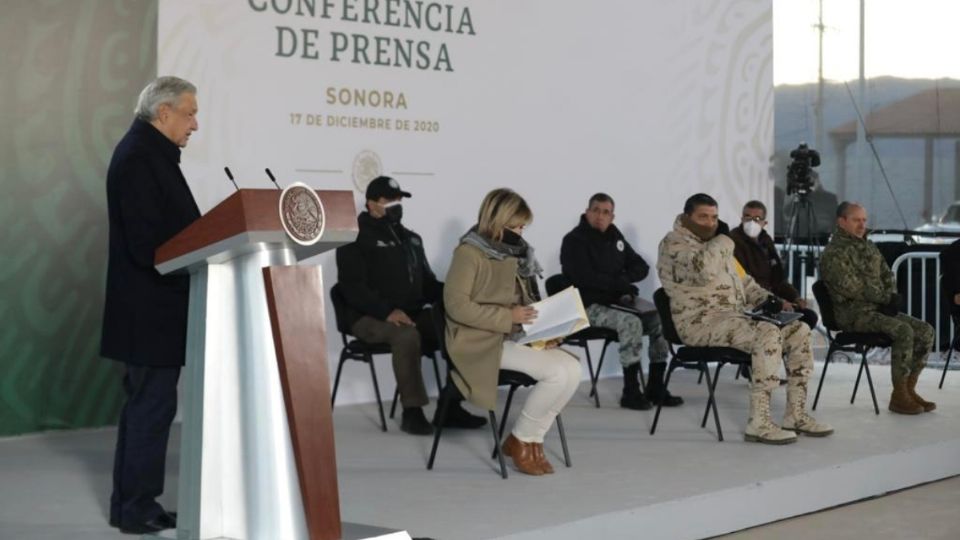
782, 192, 822, 299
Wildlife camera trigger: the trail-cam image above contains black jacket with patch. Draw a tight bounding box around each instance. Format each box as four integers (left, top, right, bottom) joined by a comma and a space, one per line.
560, 215, 649, 307
335, 211, 443, 328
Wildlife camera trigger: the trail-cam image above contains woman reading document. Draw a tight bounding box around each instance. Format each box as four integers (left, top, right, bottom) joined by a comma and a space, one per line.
444, 188, 581, 476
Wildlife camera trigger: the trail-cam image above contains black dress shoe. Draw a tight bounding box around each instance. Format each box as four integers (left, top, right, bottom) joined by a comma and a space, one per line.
120, 515, 174, 534
400, 407, 434, 435
156, 511, 177, 528
433, 402, 487, 429
620, 391, 652, 410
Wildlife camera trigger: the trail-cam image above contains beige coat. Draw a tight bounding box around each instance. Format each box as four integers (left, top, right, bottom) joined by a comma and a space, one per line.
443, 243, 532, 410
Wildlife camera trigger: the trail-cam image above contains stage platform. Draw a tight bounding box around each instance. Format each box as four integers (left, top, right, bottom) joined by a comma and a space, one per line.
1, 361, 958, 540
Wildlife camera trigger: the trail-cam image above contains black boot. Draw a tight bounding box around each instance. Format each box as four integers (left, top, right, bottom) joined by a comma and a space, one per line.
401, 407, 434, 435
646, 362, 683, 407
433, 399, 487, 429
620, 363, 652, 410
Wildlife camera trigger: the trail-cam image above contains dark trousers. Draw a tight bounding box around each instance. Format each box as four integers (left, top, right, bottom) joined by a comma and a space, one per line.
110, 365, 180, 526
351, 309, 437, 408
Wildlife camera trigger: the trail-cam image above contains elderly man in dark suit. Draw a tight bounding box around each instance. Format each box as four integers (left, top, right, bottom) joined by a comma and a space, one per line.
101, 76, 200, 534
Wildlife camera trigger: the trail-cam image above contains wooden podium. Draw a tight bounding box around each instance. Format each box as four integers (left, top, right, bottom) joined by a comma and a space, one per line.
154, 189, 356, 540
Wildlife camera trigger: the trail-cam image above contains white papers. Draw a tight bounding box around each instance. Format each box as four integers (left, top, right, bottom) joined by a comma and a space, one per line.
517, 286, 590, 345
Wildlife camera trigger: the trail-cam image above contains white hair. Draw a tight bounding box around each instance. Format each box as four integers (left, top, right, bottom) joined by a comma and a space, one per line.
134, 76, 197, 121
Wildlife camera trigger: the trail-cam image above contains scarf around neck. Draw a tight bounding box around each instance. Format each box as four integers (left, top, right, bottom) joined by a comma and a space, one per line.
460, 226, 543, 279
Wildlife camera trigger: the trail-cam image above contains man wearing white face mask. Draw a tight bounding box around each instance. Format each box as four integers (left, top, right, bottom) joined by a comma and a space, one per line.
730, 200, 818, 329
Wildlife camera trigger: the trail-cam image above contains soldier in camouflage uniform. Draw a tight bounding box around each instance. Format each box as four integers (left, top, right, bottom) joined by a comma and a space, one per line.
819, 202, 935, 414
657, 194, 833, 444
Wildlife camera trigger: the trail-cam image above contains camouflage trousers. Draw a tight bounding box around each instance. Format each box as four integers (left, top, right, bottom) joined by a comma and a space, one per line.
679, 314, 813, 393
846, 312, 933, 382
585, 304, 669, 367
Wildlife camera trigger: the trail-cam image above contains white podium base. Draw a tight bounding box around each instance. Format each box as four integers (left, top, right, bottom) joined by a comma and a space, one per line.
145, 522, 410, 540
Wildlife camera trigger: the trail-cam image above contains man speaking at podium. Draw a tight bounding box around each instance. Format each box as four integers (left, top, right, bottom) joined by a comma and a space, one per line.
100, 76, 200, 534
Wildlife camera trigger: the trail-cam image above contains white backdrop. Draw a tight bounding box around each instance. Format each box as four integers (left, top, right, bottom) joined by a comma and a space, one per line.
159, 0, 774, 405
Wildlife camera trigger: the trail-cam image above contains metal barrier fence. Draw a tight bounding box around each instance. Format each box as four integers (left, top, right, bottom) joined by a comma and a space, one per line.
891, 252, 954, 354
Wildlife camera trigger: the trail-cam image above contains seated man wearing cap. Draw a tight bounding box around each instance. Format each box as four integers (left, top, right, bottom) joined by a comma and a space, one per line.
336, 176, 486, 435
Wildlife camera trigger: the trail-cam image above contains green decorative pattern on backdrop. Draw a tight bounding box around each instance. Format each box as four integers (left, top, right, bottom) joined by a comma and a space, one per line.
0, 1, 157, 435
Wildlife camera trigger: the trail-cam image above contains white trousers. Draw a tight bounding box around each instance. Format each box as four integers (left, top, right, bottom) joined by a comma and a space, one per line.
499, 341, 581, 443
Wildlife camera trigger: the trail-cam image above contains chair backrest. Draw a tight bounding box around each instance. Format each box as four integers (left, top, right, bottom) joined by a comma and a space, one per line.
431, 300, 451, 361
653, 288, 683, 346
811, 281, 839, 331
545, 274, 572, 296
329, 283, 353, 336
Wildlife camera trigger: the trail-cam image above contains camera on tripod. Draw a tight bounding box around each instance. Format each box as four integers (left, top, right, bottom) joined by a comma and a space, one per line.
786, 143, 821, 196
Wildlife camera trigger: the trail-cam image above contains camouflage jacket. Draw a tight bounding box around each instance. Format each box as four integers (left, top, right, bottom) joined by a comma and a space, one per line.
657, 215, 768, 339
819, 227, 894, 327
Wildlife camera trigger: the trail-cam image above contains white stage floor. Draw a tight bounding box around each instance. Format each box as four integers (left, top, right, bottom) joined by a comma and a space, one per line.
1, 362, 958, 540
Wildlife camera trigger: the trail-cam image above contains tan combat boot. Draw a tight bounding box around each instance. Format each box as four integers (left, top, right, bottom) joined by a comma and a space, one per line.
906, 372, 936, 412
888, 378, 924, 415
782, 384, 834, 437
744, 388, 797, 445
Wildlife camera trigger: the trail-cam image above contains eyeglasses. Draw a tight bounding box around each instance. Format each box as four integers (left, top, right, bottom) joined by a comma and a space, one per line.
741, 215, 766, 224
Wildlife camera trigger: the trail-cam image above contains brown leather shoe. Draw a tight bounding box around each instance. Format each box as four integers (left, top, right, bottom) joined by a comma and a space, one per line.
531, 442, 554, 474
907, 372, 936, 412
501, 434, 544, 476
889, 380, 924, 415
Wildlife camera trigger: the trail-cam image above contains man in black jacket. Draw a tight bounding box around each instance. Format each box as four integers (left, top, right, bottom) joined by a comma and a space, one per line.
101, 76, 201, 534
560, 193, 682, 410
336, 176, 485, 435
730, 200, 818, 329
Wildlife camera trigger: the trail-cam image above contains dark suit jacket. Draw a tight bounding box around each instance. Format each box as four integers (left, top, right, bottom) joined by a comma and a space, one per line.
100, 119, 201, 367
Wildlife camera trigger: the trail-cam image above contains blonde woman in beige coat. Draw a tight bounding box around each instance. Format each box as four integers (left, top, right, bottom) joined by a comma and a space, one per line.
444, 188, 581, 476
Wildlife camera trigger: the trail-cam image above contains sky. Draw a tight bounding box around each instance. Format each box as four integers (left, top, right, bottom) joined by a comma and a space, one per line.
774, 0, 960, 85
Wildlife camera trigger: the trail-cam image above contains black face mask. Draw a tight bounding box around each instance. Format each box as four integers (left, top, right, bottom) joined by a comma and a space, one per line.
501, 229, 523, 246
384, 203, 403, 224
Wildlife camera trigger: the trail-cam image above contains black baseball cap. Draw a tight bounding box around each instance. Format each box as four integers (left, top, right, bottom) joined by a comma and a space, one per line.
365, 176, 411, 200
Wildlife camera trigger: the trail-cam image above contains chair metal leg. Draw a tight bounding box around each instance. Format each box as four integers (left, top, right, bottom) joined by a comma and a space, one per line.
701, 363, 723, 428
852, 353, 866, 404
368, 357, 387, 432
389, 388, 400, 419
812, 345, 835, 410
862, 351, 879, 415
330, 354, 348, 407
697, 368, 705, 385
649, 360, 677, 435
940, 339, 956, 389
555, 414, 572, 467
584, 344, 599, 408
493, 385, 519, 459
702, 361, 724, 441
591, 340, 610, 407
431, 354, 443, 390
427, 385, 454, 470
489, 411, 508, 479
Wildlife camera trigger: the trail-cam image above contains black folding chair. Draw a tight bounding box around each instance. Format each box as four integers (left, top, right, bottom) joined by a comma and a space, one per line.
649, 288, 752, 441
329, 283, 442, 432
545, 274, 624, 408
427, 302, 571, 478
939, 313, 959, 389
811, 281, 890, 415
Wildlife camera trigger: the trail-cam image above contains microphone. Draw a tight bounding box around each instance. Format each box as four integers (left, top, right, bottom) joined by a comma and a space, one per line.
224, 167, 239, 191
265, 168, 282, 191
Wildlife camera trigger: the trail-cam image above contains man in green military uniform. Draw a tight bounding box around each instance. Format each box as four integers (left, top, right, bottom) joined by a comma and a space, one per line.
820, 202, 935, 414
